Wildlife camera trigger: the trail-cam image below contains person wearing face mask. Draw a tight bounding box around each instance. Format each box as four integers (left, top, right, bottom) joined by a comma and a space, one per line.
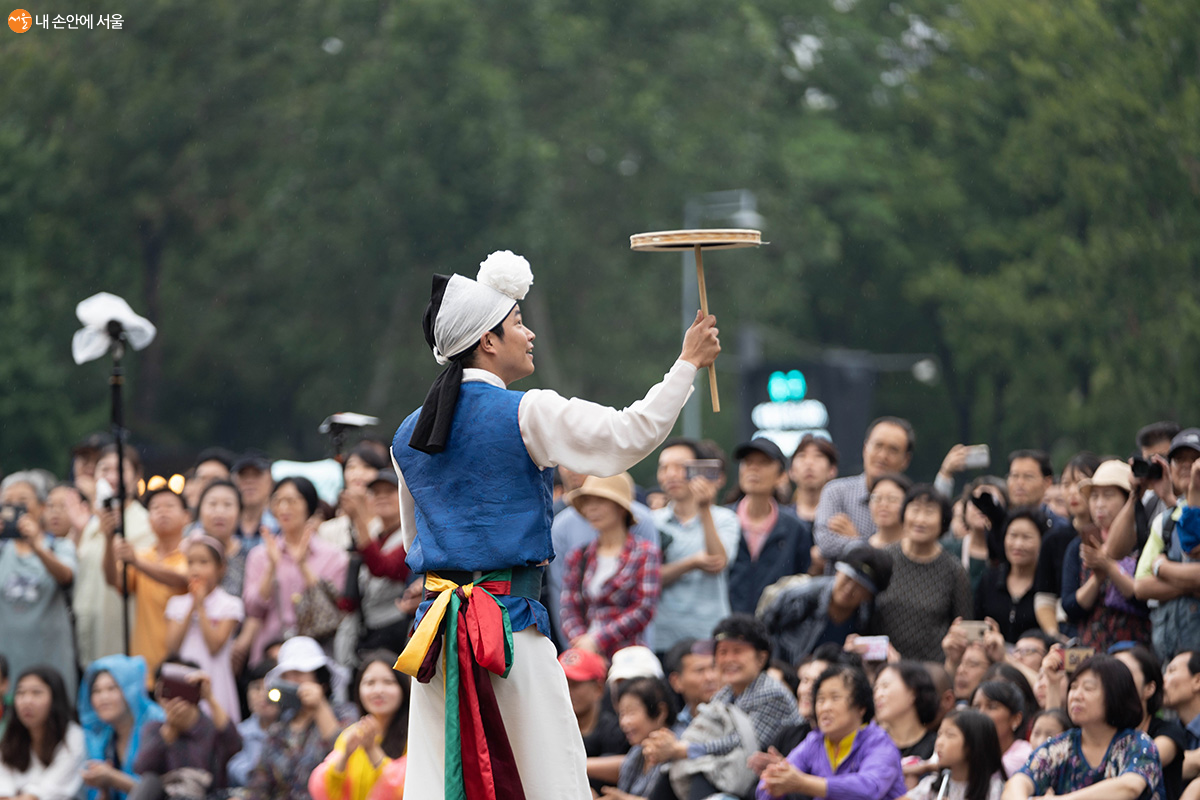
74, 444, 157, 668
1062, 461, 1151, 653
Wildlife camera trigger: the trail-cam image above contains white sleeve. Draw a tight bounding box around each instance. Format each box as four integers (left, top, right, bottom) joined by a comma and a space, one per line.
391, 449, 420, 555
24, 723, 86, 800
0, 762, 15, 795
519, 359, 698, 476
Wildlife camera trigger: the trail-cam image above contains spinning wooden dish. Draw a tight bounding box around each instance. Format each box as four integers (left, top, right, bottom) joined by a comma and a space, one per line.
630, 228, 764, 412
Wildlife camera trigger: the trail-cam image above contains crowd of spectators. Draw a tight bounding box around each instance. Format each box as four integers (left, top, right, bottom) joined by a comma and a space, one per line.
1, 415, 1198, 800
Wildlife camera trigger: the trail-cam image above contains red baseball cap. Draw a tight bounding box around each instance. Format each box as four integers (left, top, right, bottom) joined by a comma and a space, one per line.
558, 648, 607, 683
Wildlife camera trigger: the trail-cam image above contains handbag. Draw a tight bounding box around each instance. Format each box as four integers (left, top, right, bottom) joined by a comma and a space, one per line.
293, 580, 345, 641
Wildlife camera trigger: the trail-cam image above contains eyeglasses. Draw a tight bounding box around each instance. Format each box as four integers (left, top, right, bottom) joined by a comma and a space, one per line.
869, 494, 903, 506
1013, 646, 1047, 659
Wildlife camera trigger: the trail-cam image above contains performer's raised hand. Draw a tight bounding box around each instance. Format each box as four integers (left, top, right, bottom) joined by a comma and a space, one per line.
680, 310, 721, 369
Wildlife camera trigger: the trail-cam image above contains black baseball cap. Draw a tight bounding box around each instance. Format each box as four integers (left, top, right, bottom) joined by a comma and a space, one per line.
1168, 428, 1200, 460
71, 432, 114, 457
369, 470, 399, 489
733, 438, 787, 470
232, 449, 272, 474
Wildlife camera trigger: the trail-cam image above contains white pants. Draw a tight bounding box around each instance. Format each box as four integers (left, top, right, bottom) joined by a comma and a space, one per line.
405, 627, 591, 799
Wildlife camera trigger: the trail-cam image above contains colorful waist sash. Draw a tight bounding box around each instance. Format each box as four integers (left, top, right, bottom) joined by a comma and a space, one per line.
394, 569, 536, 800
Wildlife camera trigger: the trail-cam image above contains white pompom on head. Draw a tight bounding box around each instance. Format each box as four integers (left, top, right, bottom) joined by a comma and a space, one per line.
477, 250, 534, 301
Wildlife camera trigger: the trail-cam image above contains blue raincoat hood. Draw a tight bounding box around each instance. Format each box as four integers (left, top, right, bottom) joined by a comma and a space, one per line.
78, 655, 165, 799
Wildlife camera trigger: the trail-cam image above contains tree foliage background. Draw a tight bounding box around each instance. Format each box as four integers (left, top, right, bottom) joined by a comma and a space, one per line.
2, 0, 1198, 485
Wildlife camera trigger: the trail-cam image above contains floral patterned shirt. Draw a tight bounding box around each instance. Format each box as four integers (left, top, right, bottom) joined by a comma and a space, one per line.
1018, 728, 1163, 800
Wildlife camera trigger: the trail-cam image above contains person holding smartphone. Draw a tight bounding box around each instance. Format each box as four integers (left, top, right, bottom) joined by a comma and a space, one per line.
651, 438, 741, 655
134, 659, 243, 798
727, 438, 812, 616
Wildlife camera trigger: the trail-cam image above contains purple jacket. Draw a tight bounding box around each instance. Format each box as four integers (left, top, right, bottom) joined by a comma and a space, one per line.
756, 722, 906, 800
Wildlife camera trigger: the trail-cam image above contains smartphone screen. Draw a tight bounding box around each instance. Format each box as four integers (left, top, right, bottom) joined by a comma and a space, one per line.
684, 459, 723, 482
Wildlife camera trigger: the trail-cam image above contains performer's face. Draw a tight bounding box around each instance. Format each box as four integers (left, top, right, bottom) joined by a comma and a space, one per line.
485, 305, 536, 384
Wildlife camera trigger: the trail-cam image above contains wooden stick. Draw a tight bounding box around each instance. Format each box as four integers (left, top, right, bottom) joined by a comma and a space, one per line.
695, 244, 720, 413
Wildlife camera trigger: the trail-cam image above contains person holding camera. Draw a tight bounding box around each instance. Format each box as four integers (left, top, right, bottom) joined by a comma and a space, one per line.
245, 637, 355, 800
75, 444, 157, 669
651, 438, 741, 655
1134, 448, 1200, 663
0, 472, 78, 702
133, 658, 243, 799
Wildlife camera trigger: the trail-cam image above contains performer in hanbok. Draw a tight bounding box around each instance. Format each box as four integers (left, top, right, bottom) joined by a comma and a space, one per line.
392, 250, 721, 800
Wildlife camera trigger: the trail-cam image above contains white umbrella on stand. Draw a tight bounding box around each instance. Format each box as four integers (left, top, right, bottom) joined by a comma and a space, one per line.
72, 292, 157, 655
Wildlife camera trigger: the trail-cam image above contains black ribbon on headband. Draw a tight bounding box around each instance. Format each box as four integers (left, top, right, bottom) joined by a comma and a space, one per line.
408, 275, 462, 455
408, 359, 465, 455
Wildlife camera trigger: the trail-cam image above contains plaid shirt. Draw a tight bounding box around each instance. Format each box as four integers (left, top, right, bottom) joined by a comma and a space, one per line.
813, 473, 875, 567
696, 671, 802, 756
560, 536, 661, 658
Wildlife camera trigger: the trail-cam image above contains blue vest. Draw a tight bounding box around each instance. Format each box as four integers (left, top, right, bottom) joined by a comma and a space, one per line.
393, 380, 554, 635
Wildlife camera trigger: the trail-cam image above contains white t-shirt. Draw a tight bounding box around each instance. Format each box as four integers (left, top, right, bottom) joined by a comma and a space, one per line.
909, 770, 1004, 800
0, 721, 86, 800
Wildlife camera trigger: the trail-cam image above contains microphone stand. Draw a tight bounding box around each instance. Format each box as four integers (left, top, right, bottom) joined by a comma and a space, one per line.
108, 320, 132, 656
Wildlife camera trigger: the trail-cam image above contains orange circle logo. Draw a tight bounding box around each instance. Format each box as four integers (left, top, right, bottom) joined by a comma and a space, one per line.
8, 8, 32, 32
